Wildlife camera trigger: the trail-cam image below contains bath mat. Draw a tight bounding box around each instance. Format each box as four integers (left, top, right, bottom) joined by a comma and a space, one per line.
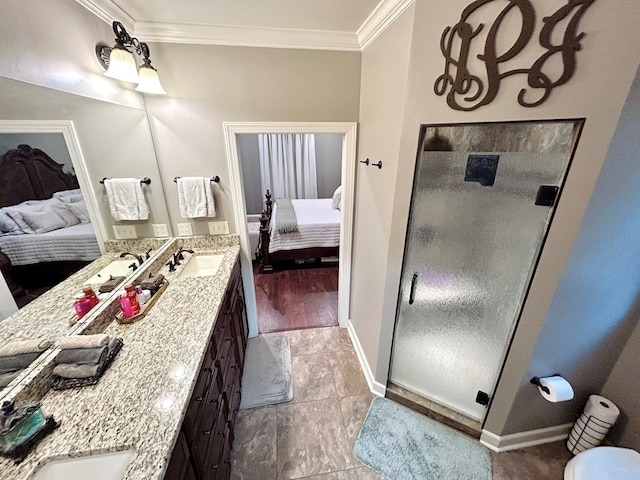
239, 334, 293, 409
354, 397, 492, 480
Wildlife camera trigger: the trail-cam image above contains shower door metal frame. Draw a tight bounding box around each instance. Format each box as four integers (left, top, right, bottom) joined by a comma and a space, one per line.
388, 118, 586, 426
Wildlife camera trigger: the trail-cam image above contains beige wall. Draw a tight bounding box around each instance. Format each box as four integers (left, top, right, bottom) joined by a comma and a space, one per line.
0, 0, 143, 109
350, 0, 640, 437
144, 43, 361, 235
350, 4, 415, 383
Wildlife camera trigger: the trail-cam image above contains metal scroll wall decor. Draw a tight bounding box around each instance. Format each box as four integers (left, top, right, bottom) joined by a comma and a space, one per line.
434, 0, 596, 111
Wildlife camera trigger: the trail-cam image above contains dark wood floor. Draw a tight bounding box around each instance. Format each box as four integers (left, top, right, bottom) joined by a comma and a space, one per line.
253, 261, 339, 333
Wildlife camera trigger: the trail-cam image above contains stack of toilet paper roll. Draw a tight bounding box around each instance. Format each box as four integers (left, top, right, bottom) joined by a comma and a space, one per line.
567, 395, 620, 454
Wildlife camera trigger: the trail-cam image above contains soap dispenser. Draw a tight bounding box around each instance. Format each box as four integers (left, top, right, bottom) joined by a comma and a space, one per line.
0, 400, 58, 462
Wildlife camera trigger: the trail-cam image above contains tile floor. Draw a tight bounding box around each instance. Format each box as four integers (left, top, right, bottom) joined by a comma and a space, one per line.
230, 327, 573, 480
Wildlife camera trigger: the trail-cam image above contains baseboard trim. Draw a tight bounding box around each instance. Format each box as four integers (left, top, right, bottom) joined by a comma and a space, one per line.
347, 321, 386, 397
480, 422, 573, 452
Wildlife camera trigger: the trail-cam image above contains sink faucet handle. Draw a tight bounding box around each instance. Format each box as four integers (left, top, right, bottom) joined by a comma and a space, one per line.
145, 248, 153, 260
166, 260, 176, 272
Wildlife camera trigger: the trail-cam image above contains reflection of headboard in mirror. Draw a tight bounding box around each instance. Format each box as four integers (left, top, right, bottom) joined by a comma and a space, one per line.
0, 144, 79, 207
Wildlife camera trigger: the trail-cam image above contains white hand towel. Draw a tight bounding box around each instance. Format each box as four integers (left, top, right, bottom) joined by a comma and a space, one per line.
104, 178, 150, 221
177, 177, 216, 218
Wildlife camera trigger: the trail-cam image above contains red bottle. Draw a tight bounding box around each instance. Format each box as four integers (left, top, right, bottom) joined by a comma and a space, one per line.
82, 286, 100, 308
124, 284, 141, 316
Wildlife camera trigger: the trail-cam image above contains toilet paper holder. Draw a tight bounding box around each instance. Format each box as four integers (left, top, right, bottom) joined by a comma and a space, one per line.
530, 374, 562, 394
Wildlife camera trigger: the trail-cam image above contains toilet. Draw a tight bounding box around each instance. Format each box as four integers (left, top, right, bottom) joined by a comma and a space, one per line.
564, 446, 640, 479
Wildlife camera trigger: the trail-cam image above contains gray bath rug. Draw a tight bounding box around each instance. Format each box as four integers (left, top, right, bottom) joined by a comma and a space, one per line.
353, 397, 492, 480
239, 334, 293, 409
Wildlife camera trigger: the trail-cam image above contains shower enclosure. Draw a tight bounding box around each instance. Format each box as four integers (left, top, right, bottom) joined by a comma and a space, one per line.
389, 120, 584, 423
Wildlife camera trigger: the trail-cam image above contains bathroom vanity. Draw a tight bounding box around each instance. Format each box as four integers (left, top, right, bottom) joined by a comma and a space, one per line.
0, 235, 248, 480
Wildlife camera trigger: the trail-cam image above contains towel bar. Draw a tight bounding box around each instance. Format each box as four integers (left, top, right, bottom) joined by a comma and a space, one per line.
174, 176, 220, 183
100, 177, 151, 185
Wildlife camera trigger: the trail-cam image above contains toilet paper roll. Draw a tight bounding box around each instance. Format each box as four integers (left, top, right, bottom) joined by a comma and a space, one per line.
583, 395, 620, 425
538, 376, 574, 402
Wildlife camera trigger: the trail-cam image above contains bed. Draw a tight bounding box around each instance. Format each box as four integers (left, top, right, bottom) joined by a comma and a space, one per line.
0, 144, 101, 295
256, 189, 341, 272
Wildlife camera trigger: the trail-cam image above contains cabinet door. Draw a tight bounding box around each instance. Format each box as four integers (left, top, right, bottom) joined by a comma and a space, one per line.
166, 429, 198, 480
183, 341, 215, 443
214, 428, 232, 480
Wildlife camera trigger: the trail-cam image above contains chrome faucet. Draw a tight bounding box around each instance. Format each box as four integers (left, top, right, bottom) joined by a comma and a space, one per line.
173, 247, 195, 266
119, 252, 144, 266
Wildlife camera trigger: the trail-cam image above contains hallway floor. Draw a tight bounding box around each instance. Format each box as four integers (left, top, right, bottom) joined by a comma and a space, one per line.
254, 263, 339, 333
230, 327, 573, 479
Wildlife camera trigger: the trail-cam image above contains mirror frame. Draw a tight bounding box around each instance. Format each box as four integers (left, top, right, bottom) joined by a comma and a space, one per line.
0, 120, 108, 249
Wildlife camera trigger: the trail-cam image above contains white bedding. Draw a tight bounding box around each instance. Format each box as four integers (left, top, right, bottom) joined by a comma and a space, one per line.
0, 223, 101, 266
269, 198, 341, 253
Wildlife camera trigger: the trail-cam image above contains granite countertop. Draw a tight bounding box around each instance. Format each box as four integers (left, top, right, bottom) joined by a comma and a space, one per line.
0, 239, 241, 480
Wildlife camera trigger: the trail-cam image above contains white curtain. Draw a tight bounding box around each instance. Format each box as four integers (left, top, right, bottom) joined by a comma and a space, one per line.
258, 134, 317, 199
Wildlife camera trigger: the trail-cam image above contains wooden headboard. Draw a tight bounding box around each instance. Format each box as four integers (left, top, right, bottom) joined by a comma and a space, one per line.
0, 144, 79, 207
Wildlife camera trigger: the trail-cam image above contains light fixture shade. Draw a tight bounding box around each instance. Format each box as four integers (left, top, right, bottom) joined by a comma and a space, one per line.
104, 47, 139, 83
135, 66, 167, 95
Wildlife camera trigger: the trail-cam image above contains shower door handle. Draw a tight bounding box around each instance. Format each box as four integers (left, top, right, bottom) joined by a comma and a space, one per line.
409, 273, 418, 305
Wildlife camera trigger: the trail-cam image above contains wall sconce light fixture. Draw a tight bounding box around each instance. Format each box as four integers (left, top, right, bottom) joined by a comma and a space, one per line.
96, 21, 166, 95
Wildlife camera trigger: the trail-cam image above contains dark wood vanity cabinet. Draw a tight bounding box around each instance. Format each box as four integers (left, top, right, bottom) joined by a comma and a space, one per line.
167, 259, 249, 480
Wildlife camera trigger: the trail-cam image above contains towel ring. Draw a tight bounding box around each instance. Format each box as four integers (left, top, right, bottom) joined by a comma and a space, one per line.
100, 177, 151, 185
173, 176, 220, 183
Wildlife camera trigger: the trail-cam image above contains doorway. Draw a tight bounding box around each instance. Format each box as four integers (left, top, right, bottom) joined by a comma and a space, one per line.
389, 120, 584, 424
223, 122, 357, 338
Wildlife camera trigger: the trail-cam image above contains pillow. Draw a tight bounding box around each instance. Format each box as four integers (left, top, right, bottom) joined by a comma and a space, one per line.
54, 189, 84, 203
331, 186, 342, 211
0, 209, 22, 234
52, 203, 81, 227
4, 198, 63, 233
66, 200, 90, 224
19, 210, 67, 234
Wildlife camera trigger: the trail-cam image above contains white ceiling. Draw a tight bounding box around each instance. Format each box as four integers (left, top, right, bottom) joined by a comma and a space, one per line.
112, 0, 381, 32
76, 0, 413, 51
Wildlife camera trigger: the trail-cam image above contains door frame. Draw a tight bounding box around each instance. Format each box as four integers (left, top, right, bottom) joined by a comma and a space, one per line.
0, 120, 108, 250
223, 122, 358, 337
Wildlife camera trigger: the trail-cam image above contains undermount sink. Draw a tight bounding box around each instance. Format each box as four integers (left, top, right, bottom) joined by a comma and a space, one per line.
83, 260, 136, 286
178, 254, 224, 278
29, 450, 135, 480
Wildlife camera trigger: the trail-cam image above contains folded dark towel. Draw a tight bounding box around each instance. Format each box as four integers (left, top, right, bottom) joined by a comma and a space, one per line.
98, 275, 126, 293
59, 334, 110, 350
52, 363, 101, 379
55, 346, 107, 365
0, 370, 22, 388
0, 339, 52, 357
140, 273, 164, 292
0, 352, 42, 374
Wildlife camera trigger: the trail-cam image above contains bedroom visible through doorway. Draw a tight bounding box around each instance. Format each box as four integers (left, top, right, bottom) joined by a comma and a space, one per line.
238, 133, 341, 333
224, 121, 357, 339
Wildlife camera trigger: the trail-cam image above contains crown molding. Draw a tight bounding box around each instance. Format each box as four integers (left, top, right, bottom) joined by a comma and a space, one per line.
74, 0, 411, 51
357, 0, 415, 50
75, 0, 135, 31
134, 22, 361, 51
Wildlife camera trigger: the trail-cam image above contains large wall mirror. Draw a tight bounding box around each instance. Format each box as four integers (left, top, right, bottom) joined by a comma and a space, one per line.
0, 75, 173, 395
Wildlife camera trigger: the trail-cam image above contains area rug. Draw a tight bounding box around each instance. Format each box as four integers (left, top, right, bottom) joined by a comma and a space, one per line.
353, 397, 492, 480
239, 334, 293, 409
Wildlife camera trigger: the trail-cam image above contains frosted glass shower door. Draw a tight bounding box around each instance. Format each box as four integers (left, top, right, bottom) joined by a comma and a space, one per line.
389, 121, 582, 421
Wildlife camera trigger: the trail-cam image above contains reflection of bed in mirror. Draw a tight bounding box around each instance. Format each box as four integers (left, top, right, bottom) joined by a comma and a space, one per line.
0, 144, 101, 306
257, 190, 340, 272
